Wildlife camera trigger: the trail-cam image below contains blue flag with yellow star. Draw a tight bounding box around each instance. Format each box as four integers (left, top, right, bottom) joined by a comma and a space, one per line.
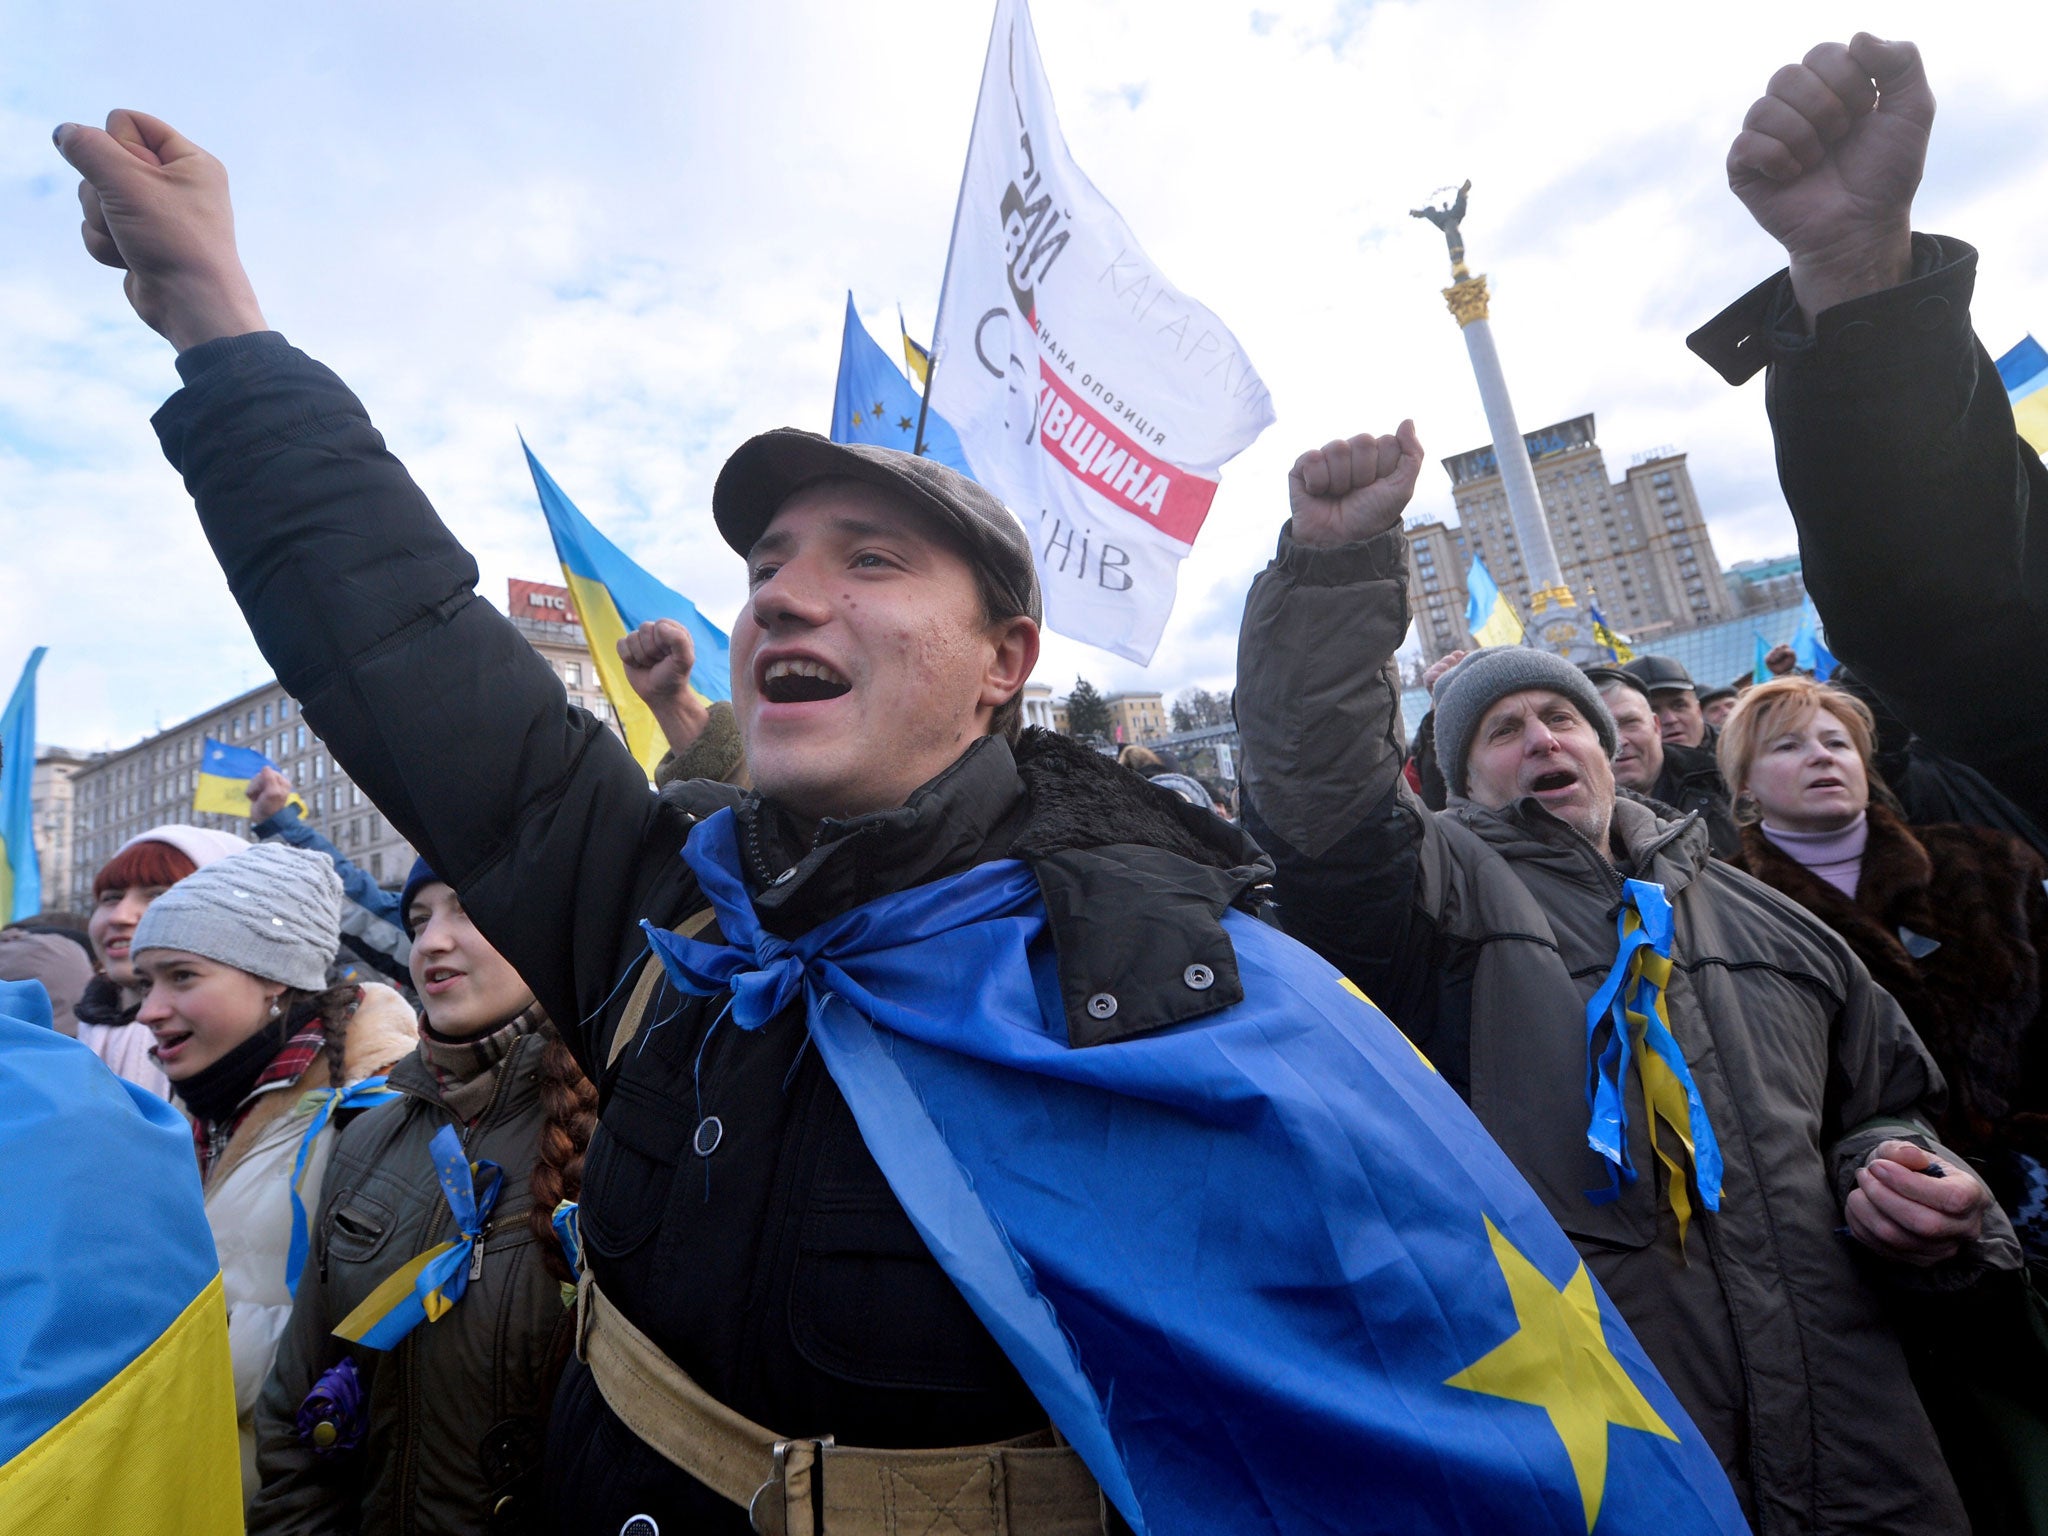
830, 293, 974, 477
644, 811, 1750, 1536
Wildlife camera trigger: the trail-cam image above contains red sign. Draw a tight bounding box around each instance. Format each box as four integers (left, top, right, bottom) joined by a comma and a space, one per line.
1035, 361, 1219, 547
509, 578, 575, 622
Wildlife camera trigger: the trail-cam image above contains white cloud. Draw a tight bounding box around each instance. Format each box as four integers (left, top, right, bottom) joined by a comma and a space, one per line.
4, 0, 2045, 742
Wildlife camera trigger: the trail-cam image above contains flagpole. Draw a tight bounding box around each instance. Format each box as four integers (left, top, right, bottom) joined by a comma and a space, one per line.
917, 0, 1006, 458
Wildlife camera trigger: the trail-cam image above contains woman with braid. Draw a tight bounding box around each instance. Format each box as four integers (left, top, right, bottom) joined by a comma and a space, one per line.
249, 859, 596, 1535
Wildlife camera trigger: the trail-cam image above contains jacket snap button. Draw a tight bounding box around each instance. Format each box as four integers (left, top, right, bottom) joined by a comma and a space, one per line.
1911, 294, 1950, 331
693, 1116, 724, 1157
1832, 319, 1876, 355
772, 868, 795, 885
1086, 992, 1118, 1020
1183, 964, 1215, 991
494, 1495, 514, 1515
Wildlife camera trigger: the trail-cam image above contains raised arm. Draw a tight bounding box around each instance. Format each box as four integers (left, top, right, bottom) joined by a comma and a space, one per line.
1689, 38, 2048, 826
55, 112, 678, 1046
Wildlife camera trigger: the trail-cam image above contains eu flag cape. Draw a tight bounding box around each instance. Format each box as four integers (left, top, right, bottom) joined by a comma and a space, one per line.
0, 979, 240, 1530
645, 813, 1747, 1535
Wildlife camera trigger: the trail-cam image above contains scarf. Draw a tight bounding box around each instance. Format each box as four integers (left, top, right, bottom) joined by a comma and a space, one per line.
416, 1004, 547, 1124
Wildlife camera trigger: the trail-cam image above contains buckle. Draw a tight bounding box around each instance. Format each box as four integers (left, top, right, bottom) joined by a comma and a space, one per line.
749, 1436, 831, 1536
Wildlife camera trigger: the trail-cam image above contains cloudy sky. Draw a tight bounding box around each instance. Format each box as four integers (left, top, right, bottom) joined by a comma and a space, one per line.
4, 0, 2043, 750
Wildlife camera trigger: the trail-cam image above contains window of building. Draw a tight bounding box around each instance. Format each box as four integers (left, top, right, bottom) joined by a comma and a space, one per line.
314, 755, 325, 781
263, 703, 273, 727
564, 661, 583, 687
280, 698, 293, 718
371, 852, 383, 882
296, 724, 307, 750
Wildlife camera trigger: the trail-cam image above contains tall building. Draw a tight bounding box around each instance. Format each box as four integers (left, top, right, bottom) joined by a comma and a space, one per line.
32, 749, 92, 914
1725, 555, 1807, 616
60, 580, 628, 913
1407, 414, 1737, 662
1104, 690, 1167, 746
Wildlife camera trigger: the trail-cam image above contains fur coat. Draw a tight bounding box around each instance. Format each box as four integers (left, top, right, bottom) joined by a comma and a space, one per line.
1735, 804, 2048, 1163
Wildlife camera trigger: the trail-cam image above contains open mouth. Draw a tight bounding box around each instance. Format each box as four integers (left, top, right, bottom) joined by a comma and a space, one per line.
761, 657, 852, 705
153, 1028, 193, 1061
421, 966, 465, 994
1531, 770, 1578, 794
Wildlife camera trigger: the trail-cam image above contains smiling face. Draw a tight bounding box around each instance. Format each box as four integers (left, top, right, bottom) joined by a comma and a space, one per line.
89, 883, 167, 990
1650, 687, 1707, 748
1603, 685, 1664, 793
406, 882, 535, 1038
134, 950, 281, 1082
1463, 688, 1617, 846
730, 480, 1038, 825
1739, 703, 1870, 834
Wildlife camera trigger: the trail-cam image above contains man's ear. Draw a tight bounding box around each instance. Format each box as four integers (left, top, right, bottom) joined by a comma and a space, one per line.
981, 616, 1040, 713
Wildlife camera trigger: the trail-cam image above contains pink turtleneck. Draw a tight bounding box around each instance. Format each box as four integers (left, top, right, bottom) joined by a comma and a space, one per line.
1760, 812, 1869, 899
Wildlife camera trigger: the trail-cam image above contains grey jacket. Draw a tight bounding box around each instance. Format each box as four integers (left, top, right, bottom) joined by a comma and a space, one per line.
1236, 521, 2018, 1535
248, 1033, 572, 1535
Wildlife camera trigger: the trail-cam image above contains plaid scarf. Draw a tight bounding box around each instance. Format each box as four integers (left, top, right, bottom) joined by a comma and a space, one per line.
416, 1005, 548, 1125
193, 1022, 327, 1177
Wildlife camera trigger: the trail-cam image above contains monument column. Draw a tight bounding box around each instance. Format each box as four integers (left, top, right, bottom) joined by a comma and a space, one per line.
1413, 184, 1591, 657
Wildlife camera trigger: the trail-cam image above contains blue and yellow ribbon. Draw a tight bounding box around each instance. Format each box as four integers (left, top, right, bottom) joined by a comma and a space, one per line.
285, 1075, 404, 1294
1583, 879, 1723, 1249
333, 1125, 502, 1350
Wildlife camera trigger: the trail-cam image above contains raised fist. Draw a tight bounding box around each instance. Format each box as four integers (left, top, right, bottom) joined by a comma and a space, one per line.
1287, 421, 1425, 550
1727, 35, 1933, 322
53, 111, 267, 351
246, 766, 294, 823
618, 619, 712, 758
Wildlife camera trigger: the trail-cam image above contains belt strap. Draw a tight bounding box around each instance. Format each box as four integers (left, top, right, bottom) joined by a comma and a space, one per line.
579, 1279, 1109, 1535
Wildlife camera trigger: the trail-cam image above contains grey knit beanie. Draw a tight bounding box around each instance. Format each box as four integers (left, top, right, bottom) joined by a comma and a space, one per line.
131, 843, 343, 991
1431, 646, 1618, 798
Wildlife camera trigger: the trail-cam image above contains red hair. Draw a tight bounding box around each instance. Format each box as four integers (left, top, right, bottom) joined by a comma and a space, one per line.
92, 840, 198, 900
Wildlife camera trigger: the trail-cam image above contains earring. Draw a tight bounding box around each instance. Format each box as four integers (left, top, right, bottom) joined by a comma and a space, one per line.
269, 1000, 283, 1019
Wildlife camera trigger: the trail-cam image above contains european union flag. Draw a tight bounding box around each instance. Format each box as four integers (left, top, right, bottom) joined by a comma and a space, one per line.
643, 811, 1750, 1534
831, 294, 974, 478
1790, 604, 1837, 681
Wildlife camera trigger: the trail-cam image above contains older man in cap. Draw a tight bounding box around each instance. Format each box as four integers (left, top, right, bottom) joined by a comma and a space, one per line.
1235, 418, 2015, 1535
1585, 666, 1739, 858
60, 109, 1786, 1536
1623, 654, 1715, 749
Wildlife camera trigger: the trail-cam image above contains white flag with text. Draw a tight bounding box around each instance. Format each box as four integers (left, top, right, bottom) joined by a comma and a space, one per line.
929, 0, 1275, 663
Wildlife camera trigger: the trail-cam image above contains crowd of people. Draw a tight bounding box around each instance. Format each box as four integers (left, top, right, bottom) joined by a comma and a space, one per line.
6, 27, 2046, 1536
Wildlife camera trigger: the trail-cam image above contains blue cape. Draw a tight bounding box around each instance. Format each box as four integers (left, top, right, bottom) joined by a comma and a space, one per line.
646, 811, 1747, 1535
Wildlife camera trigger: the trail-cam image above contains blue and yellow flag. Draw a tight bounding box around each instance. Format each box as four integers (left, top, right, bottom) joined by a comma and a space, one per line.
194, 735, 306, 820
0, 978, 241, 1530
1589, 604, 1633, 663
0, 648, 45, 922
1466, 555, 1525, 648
899, 304, 932, 388
639, 812, 1750, 1534
1997, 334, 2048, 454
1752, 632, 1771, 685
832, 294, 974, 476
521, 443, 735, 778
1790, 604, 1837, 682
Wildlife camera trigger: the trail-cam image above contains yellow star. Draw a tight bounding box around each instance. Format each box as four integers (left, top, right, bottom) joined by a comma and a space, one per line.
872, 400, 886, 418
1338, 975, 1435, 1073
852, 410, 865, 427
1446, 1217, 1675, 1532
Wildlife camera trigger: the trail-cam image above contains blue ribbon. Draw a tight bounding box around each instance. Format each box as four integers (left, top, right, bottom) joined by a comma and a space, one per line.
286, 1074, 404, 1294
332, 1124, 503, 1349
551, 1199, 583, 1275
1582, 879, 1724, 1242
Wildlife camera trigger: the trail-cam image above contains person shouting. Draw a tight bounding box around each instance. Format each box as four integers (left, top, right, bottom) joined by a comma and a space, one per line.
250, 862, 595, 1533
132, 841, 417, 1502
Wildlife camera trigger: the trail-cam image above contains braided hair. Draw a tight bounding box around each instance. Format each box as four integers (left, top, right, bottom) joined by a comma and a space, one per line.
528, 1025, 598, 1283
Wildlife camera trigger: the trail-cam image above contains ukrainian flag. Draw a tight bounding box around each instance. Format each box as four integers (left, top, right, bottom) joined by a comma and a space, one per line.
1997, 334, 2048, 454
1466, 555, 1525, 648
833, 294, 974, 477
1589, 604, 1633, 663
0, 978, 241, 1531
899, 305, 932, 388
0, 648, 45, 922
521, 442, 734, 778
194, 735, 306, 819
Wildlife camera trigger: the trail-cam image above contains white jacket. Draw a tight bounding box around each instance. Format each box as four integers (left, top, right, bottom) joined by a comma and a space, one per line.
201, 983, 416, 1501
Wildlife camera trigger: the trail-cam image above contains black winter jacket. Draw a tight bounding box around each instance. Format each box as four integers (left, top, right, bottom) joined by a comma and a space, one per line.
1648, 741, 1739, 860
249, 1036, 571, 1535
1690, 235, 2048, 831
153, 335, 1268, 1534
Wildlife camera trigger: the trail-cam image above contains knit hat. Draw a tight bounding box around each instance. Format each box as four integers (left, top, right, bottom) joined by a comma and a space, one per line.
1431, 647, 1618, 798
398, 858, 443, 937
131, 843, 343, 991
115, 824, 250, 870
